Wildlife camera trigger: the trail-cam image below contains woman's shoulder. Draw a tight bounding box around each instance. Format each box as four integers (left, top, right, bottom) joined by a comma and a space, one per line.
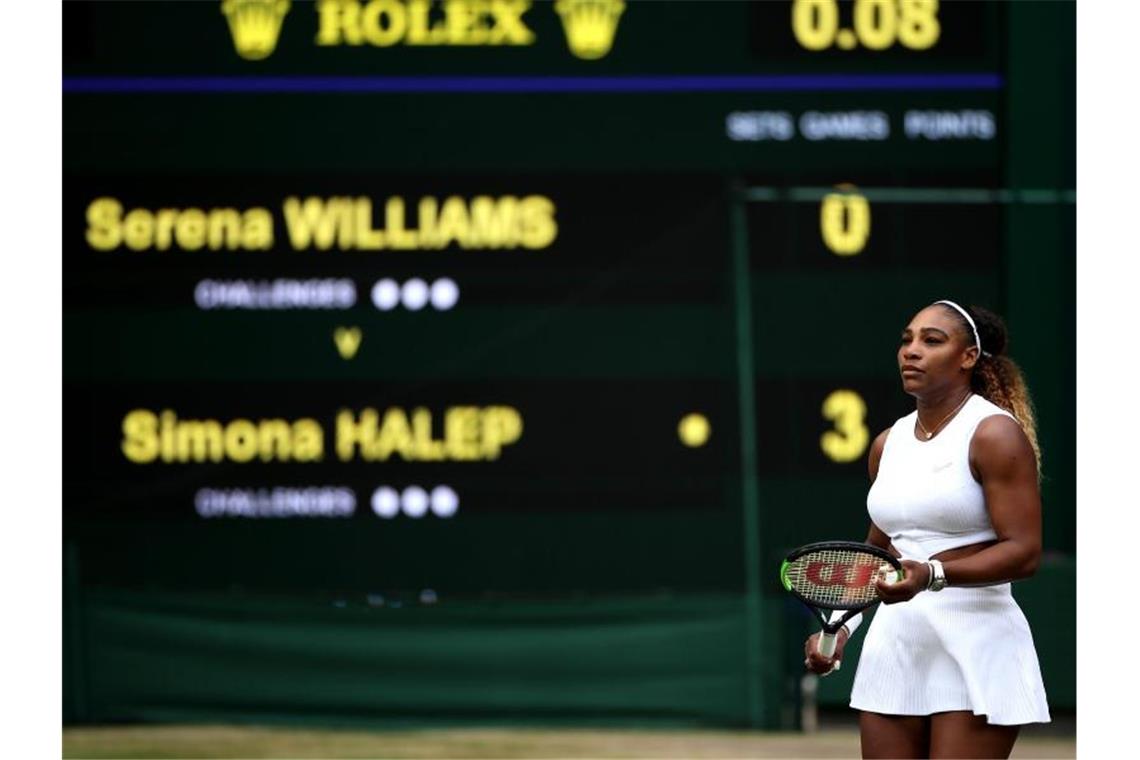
875, 412, 915, 457
968, 393, 1015, 416
887, 409, 917, 434
964, 394, 1017, 429
966, 396, 1028, 454
969, 411, 1035, 473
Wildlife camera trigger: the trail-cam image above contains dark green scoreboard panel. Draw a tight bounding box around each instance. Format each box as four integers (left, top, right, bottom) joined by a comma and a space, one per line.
64, 0, 1075, 724
65, 170, 744, 592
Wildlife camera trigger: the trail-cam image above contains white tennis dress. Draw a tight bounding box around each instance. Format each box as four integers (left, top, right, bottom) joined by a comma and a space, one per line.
849, 395, 1051, 725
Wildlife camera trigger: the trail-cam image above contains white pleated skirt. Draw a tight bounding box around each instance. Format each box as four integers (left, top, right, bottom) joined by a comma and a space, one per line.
849, 584, 1051, 726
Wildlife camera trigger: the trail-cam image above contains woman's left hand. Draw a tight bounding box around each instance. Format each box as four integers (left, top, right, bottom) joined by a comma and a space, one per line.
875, 559, 931, 604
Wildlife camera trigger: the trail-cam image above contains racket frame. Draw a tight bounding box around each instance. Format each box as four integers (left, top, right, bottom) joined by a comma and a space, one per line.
780, 540, 904, 658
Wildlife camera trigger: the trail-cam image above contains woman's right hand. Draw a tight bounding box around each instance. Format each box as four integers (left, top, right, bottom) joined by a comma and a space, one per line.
803, 629, 849, 675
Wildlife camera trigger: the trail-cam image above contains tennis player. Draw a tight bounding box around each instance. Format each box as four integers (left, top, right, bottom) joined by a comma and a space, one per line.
803, 301, 1050, 759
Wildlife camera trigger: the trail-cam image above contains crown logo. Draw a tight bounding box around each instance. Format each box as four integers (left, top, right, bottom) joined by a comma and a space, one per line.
221, 0, 291, 61
554, 0, 625, 60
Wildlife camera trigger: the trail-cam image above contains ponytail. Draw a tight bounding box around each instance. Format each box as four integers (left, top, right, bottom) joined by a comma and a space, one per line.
936, 303, 1042, 476
971, 353, 1042, 475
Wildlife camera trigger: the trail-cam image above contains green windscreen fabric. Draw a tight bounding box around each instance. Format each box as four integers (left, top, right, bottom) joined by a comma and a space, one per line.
69, 591, 755, 727
65, 569, 1072, 726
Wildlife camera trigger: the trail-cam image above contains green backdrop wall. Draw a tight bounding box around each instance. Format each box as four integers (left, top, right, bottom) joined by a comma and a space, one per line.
64, 0, 1075, 728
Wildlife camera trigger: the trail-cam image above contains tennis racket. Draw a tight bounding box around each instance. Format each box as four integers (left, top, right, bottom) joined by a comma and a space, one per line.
780, 540, 904, 661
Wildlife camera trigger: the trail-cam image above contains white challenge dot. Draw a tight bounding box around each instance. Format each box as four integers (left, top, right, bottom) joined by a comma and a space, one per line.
371, 279, 400, 311
430, 278, 459, 311
401, 486, 429, 518
371, 486, 400, 518
401, 278, 429, 311
430, 485, 459, 518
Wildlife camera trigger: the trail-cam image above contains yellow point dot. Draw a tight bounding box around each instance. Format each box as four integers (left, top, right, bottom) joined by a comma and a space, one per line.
678, 413, 711, 447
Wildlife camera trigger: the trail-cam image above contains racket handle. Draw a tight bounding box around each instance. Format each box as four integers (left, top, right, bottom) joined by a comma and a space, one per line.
818, 631, 838, 658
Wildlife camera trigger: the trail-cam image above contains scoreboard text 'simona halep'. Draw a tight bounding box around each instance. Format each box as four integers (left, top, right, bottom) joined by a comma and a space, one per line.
63, 1, 1073, 595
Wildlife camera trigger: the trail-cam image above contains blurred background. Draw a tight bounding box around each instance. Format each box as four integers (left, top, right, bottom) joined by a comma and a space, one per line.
62, 0, 1074, 753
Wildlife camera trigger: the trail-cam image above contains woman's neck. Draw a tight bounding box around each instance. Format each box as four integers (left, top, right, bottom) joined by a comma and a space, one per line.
915, 386, 973, 431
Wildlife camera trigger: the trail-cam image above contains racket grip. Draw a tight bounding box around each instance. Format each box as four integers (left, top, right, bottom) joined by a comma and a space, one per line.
818, 631, 838, 658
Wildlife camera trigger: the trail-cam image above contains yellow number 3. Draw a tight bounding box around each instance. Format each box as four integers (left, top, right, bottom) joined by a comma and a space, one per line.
820, 390, 870, 463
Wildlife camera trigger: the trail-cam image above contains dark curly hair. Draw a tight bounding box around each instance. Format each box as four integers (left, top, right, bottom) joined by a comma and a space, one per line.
933, 302, 1042, 475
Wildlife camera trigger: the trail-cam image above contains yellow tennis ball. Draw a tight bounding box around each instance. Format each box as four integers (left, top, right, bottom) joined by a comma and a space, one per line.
877, 564, 900, 585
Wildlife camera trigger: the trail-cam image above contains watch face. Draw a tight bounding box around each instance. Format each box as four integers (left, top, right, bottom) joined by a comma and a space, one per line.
930, 561, 947, 591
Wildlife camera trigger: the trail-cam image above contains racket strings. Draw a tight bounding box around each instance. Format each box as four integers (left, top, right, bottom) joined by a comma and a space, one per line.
784, 549, 886, 607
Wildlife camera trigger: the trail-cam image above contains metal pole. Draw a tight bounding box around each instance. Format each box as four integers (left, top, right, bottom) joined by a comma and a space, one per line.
730, 183, 764, 728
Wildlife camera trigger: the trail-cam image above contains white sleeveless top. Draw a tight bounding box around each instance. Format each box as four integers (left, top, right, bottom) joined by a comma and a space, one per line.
866, 394, 1015, 561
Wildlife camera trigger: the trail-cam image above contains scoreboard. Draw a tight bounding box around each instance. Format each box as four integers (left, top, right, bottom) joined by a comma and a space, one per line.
63, 0, 1074, 599
64, 0, 1006, 172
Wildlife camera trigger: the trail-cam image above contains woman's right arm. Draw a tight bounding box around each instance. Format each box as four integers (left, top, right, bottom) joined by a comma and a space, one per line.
804, 428, 893, 673
864, 428, 892, 551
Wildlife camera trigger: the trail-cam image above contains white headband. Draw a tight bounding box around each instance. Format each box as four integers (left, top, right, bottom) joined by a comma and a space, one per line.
934, 300, 988, 357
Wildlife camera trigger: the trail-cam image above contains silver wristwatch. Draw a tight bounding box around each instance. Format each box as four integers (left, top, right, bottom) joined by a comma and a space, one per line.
927, 559, 947, 592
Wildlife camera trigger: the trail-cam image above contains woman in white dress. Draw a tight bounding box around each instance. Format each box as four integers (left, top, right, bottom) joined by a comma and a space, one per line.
803, 301, 1050, 759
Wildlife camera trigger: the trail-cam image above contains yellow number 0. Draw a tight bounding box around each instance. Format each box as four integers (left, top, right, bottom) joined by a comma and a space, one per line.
853, 0, 897, 50
820, 390, 870, 463
820, 188, 871, 256
792, 0, 839, 51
